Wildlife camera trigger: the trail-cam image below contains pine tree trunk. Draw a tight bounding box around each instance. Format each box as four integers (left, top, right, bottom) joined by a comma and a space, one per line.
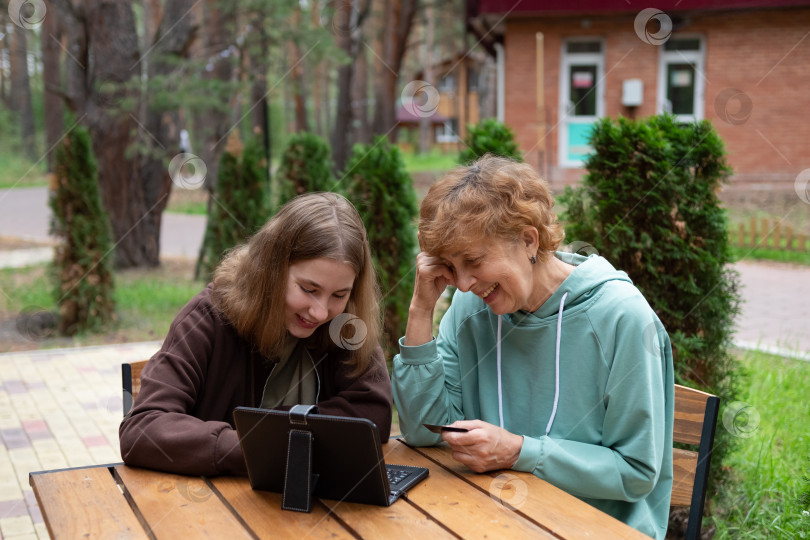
190, 0, 237, 193
53, 0, 197, 268
9, 24, 36, 159
310, 0, 325, 138
137, 0, 199, 264
331, 0, 369, 173
56, 0, 87, 116
0, 11, 9, 105
82, 2, 160, 268
352, 40, 371, 145
371, 0, 419, 139
42, 12, 63, 172
333, 63, 355, 173
247, 5, 269, 141
289, 4, 309, 133
418, 2, 435, 154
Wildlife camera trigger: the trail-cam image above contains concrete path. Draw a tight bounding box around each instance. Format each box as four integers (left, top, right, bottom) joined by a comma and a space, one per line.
0, 187, 204, 259
733, 260, 810, 358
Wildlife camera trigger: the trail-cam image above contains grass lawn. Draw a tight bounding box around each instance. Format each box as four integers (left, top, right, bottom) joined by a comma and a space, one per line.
0, 148, 49, 189
400, 148, 458, 173
0, 259, 204, 352
710, 349, 810, 539
166, 185, 208, 215
730, 246, 810, 266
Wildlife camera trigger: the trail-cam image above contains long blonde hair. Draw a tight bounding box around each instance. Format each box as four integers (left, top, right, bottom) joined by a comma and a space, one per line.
212, 192, 382, 374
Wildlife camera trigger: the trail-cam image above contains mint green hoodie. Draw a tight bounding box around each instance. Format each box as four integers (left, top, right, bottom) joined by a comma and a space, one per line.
392, 253, 674, 539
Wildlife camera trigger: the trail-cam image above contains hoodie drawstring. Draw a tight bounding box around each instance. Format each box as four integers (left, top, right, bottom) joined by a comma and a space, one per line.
546, 292, 568, 435
496, 292, 568, 435
497, 316, 504, 428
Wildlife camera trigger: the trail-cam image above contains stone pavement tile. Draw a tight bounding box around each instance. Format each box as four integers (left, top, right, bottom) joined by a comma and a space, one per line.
25, 489, 44, 525
35, 523, 50, 539
9, 448, 41, 488
0, 515, 35, 537
0, 341, 162, 539
0, 498, 27, 519
31, 440, 68, 471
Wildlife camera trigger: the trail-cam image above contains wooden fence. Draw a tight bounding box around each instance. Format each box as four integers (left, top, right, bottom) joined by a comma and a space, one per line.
730, 218, 809, 252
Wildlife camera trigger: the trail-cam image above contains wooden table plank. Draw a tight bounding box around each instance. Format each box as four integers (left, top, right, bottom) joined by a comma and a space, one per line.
30, 466, 148, 540
210, 476, 355, 539
379, 441, 557, 539
412, 443, 651, 540
114, 465, 252, 539
320, 497, 456, 539
32, 446, 654, 540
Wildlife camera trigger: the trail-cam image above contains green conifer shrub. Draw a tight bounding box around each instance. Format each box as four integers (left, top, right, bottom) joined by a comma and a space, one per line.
344, 136, 419, 356
196, 133, 270, 280
458, 118, 522, 164
49, 123, 115, 335
276, 132, 338, 208
559, 114, 742, 526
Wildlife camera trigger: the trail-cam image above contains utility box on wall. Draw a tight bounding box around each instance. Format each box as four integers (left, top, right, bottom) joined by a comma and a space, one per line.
622, 79, 643, 107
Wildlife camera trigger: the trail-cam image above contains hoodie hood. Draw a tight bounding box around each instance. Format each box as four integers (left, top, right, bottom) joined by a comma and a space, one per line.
507, 252, 633, 325
496, 252, 633, 434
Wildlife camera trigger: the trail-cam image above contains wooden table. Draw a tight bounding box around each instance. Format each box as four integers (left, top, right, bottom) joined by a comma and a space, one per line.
30, 439, 649, 539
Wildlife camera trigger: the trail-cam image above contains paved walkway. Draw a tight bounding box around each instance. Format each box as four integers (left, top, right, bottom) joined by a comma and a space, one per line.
0, 187, 204, 259
0, 342, 162, 539
1, 186, 809, 538
733, 260, 810, 359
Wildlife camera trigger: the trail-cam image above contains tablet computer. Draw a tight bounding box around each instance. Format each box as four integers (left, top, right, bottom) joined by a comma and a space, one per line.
233, 406, 428, 507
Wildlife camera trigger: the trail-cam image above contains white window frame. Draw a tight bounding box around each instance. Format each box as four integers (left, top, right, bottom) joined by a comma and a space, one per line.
657, 35, 705, 122
437, 74, 455, 93
558, 37, 606, 168
436, 120, 458, 143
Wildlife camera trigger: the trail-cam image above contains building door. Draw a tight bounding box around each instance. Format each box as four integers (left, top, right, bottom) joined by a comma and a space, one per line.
657, 37, 705, 122
559, 39, 605, 168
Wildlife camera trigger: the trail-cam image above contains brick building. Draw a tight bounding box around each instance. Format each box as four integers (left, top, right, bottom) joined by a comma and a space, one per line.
398, 53, 495, 153
466, 0, 810, 194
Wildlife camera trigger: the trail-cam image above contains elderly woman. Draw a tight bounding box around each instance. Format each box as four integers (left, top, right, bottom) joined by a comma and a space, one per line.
392, 155, 674, 539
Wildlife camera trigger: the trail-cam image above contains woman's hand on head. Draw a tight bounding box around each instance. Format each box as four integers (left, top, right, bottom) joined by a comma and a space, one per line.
441, 420, 524, 473
411, 252, 455, 313
404, 252, 454, 346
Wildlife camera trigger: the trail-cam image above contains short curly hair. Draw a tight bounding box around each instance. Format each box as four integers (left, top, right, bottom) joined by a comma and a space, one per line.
418, 154, 564, 261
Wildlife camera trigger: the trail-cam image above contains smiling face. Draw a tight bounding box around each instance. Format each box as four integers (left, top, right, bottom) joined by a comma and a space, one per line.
441, 228, 539, 315
285, 258, 356, 339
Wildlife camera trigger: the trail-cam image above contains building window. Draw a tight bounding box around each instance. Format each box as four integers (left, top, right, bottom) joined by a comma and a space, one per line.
467, 67, 480, 92
658, 37, 705, 121
569, 65, 598, 116
436, 119, 458, 143
437, 74, 455, 92
559, 38, 605, 168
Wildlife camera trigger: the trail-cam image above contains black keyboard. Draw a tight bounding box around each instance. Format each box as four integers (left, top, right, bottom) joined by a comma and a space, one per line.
387, 468, 411, 487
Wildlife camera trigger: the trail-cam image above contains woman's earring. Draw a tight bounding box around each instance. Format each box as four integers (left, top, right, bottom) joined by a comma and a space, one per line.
530, 255, 537, 265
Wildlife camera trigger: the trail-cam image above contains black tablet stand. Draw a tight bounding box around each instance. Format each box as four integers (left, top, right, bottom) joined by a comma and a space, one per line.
281, 404, 320, 512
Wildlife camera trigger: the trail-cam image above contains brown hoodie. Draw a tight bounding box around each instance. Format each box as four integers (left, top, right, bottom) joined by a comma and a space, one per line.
119, 286, 392, 476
